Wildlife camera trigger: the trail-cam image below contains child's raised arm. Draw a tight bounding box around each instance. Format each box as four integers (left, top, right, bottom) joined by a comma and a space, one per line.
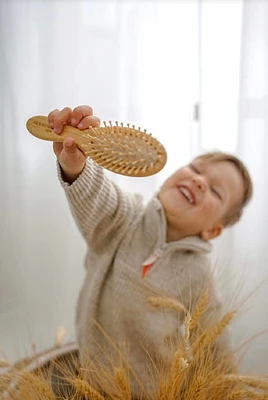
49, 105, 141, 248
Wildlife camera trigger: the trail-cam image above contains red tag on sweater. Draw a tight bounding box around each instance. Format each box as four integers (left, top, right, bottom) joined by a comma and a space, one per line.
141, 246, 166, 278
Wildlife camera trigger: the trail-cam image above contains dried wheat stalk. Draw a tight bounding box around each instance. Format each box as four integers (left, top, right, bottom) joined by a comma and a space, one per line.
3, 293, 268, 400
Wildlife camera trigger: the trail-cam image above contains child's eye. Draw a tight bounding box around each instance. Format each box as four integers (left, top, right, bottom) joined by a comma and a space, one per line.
211, 187, 222, 200
190, 164, 200, 174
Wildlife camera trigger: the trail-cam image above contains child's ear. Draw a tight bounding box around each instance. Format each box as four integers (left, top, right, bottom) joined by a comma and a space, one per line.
201, 224, 223, 241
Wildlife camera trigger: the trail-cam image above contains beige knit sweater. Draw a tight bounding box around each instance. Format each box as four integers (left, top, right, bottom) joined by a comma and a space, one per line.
58, 159, 229, 398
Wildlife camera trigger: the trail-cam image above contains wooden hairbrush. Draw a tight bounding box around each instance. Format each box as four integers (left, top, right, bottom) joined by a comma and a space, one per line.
26, 116, 167, 177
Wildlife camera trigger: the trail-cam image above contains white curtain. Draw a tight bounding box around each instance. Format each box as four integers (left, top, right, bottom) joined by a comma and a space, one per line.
232, 0, 268, 372
0, 0, 199, 362
199, 0, 268, 372
0, 0, 267, 371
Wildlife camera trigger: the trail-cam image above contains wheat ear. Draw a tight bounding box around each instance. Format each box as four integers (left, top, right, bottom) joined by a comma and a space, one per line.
185, 375, 206, 400
72, 377, 104, 400
228, 389, 268, 399
160, 351, 189, 399
148, 297, 187, 313
194, 310, 236, 354
0, 358, 11, 368
18, 371, 55, 400
189, 291, 209, 330
222, 374, 268, 391
114, 368, 132, 400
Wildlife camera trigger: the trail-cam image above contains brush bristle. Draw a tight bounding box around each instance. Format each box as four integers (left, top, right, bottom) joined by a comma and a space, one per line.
80, 122, 167, 177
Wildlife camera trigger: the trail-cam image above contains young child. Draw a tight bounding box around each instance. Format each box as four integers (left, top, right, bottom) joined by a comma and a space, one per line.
48, 105, 252, 397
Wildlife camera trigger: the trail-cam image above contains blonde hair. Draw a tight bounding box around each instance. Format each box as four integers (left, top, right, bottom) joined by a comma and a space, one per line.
195, 151, 253, 227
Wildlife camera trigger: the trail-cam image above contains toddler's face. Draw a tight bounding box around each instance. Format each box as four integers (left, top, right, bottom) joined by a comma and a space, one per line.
158, 159, 244, 241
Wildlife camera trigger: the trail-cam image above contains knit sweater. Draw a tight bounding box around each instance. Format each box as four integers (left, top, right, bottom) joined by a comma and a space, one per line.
58, 159, 229, 398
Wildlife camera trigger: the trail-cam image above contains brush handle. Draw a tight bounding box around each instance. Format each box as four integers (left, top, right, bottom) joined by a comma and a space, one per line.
26, 115, 86, 150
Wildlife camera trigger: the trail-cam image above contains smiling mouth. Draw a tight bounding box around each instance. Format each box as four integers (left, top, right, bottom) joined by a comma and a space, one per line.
178, 186, 195, 205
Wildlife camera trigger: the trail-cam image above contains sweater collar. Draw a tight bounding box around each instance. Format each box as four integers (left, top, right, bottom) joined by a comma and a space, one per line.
152, 196, 212, 254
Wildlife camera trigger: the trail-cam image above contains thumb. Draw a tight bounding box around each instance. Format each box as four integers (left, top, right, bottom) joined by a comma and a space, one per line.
63, 138, 77, 154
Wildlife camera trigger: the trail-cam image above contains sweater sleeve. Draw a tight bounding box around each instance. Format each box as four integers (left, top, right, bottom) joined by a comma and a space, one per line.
57, 159, 142, 248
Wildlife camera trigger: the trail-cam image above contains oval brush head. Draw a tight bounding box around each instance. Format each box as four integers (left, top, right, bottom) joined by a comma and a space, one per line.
26, 116, 167, 177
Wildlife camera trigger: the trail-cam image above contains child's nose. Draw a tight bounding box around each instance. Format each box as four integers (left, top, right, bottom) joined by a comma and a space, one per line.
192, 176, 207, 192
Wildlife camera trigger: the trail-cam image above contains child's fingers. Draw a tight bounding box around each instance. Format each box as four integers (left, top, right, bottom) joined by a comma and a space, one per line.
62, 138, 86, 160
77, 116, 101, 130
53, 107, 73, 133
63, 138, 78, 154
70, 105, 93, 126
53, 142, 63, 157
60, 139, 86, 168
48, 109, 60, 128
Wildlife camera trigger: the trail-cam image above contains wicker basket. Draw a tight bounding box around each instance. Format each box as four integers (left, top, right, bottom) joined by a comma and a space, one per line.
0, 342, 79, 398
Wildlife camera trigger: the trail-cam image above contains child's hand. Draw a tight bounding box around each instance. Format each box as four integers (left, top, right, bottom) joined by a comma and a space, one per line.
48, 106, 100, 183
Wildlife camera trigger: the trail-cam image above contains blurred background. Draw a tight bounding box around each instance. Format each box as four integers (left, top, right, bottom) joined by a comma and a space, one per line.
1, 0, 268, 372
